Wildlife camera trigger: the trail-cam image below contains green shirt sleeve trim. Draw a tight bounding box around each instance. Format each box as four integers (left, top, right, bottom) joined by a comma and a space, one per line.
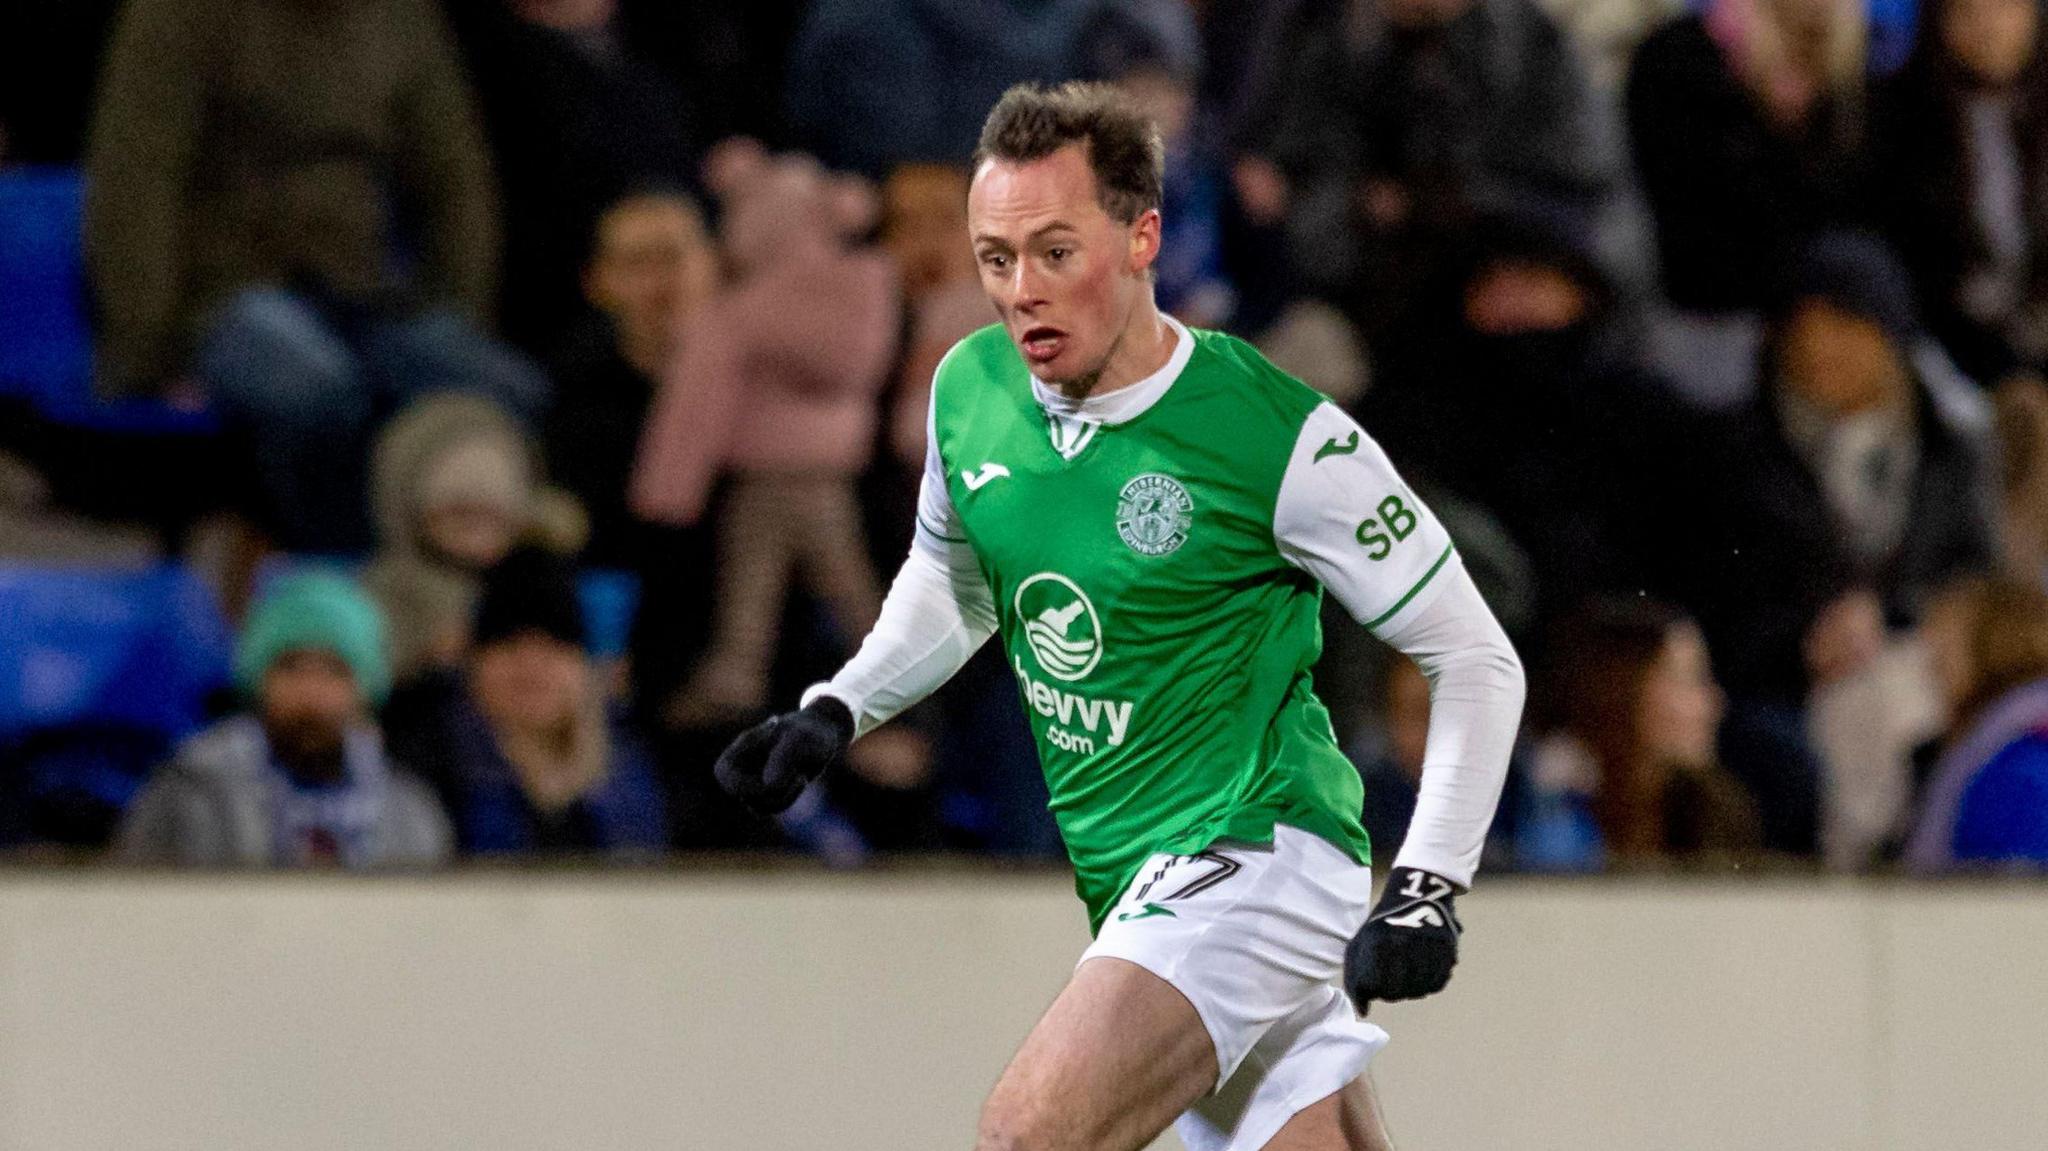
1363, 542, 1456, 631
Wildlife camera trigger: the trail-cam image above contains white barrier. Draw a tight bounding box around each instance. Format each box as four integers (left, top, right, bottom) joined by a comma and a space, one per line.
0, 872, 2041, 1151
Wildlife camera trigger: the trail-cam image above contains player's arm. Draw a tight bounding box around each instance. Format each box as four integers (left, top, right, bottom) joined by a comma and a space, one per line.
713, 397, 997, 815
1273, 403, 1526, 1010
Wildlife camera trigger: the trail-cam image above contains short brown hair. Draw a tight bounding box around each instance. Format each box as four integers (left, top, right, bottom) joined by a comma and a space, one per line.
973, 82, 1164, 224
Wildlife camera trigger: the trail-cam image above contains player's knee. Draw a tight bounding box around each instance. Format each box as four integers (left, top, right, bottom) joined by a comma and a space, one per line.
974, 1094, 1063, 1151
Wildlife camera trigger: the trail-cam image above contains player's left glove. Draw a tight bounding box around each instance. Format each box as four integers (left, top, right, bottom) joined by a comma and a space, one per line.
1343, 867, 1463, 1014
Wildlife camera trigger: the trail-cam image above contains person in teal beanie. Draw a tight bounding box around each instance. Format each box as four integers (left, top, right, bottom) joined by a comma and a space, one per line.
118, 571, 450, 867
233, 571, 395, 709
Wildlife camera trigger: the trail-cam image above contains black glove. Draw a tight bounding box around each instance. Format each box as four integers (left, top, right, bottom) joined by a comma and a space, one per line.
713, 697, 855, 815
1343, 867, 1463, 1014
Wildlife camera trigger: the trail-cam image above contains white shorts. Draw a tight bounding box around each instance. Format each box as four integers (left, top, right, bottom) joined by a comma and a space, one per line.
1079, 824, 1390, 1151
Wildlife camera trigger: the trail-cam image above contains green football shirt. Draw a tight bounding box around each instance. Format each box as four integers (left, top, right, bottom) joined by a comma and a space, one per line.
900, 317, 1460, 931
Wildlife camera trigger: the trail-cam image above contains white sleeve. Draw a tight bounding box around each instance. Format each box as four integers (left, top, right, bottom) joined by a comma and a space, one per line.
799, 378, 998, 737
1273, 403, 1460, 633
1373, 569, 1524, 886
1274, 403, 1525, 888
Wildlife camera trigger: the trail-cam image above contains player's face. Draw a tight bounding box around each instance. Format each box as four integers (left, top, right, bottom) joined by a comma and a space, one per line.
968, 143, 1160, 386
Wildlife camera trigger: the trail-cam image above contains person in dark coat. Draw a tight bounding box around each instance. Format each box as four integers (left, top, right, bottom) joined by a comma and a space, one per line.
1245, 0, 1623, 341
1640, 232, 2003, 852
385, 547, 667, 857
445, 0, 706, 354
1872, 0, 2048, 385
545, 190, 721, 569
83, 0, 548, 552
1626, 0, 1873, 313
783, 0, 1192, 176
1361, 200, 1675, 648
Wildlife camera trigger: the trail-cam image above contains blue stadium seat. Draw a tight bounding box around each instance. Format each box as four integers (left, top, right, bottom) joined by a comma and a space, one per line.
579, 569, 641, 663
0, 563, 232, 742
0, 166, 216, 434
1866, 0, 1919, 74
0, 166, 91, 408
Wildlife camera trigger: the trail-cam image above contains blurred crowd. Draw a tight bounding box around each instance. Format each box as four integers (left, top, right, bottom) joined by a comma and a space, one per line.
3, 0, 2048, 874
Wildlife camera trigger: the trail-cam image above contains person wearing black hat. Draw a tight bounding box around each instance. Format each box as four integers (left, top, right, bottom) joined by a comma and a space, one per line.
1873, 0, 2048, 386
384, 546, 668, 857
1633, 231, 2003, 855
1361, 198, 1677, 650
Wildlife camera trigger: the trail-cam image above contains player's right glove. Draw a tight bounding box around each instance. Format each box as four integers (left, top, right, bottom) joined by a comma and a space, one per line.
1343, 867, 1463, 1014
713, 697, 855, 815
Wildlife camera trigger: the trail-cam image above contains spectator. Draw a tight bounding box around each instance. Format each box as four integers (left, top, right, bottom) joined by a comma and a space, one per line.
785, 0, 1119, 176
1364, 200, 1671, 641
116, 572, 451, 867
1907, 575, 2048, 867
1102, 26, 1236, 328
1246, 0, 1624, 342
605, 0, 809, 149
632, 145, 898, 727
545, 190, 726, 792
447, 0, 703, 354
363, 394, 582, 687
1627, 0, 1873, 313
548, 190, 721, 568
1519, 599, 1763, 870
1873, 0, 2048, 385
884, 163, 991, 471
84, 0, 548, 553
1198, 0, 1318, 147
1194, 0, 1332, 333
1642, 232, 2001, 851
385, 548, 667, 857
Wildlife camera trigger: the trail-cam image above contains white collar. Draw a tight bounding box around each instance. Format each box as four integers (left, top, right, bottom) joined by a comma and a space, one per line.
1030, 315, 1193, 426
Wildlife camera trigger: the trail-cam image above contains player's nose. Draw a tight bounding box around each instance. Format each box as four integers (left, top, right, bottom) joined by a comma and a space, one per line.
1008, 267, 1049, 313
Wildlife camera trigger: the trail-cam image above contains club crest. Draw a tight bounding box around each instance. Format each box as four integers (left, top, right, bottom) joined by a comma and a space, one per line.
1116, 473, 1193, 557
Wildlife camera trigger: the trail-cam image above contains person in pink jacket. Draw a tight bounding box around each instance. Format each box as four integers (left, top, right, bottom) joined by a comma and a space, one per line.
632, 142, 902, 726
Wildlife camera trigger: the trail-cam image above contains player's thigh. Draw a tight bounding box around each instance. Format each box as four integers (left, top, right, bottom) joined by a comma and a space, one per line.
1262, 1075, 1396, 1151
977, 956, 1218, 1151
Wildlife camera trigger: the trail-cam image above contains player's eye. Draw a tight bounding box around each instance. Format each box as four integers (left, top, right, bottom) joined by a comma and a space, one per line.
980, 251, 1009, 271
1046, 247, 1070, 262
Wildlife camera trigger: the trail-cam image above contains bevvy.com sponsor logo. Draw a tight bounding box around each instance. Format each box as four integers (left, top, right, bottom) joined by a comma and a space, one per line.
1012, 573, 1132, 755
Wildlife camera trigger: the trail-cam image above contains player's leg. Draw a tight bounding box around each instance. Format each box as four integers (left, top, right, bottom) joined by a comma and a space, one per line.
1260, 1075, 1396, 1151
976, 956, 1218, 1151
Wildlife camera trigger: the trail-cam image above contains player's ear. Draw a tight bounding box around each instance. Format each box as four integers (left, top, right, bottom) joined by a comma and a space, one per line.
1128, 208, 1162, 276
